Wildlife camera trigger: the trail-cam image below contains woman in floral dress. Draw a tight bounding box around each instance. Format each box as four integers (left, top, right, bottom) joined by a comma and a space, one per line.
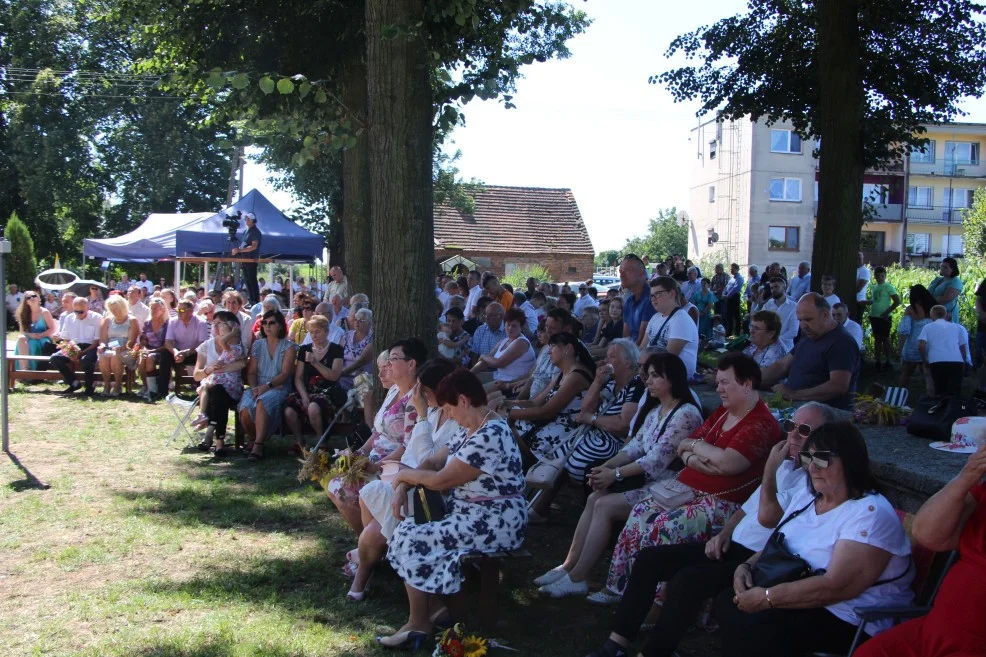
381, 368, 527, 649
535, 352, 704, 600
326, 338, 424, 532
604, 352, 779, 600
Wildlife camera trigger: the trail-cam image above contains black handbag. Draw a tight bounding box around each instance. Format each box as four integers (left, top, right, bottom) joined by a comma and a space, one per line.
412, 486, 447, 524
906, 396, 975, 442
752, 497, 821, 588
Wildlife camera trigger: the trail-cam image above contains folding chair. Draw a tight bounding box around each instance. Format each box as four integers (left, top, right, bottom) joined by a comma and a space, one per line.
165, 392, 201, 448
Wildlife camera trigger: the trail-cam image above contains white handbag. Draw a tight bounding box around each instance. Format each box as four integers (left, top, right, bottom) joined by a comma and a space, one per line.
524, 399, 618, 490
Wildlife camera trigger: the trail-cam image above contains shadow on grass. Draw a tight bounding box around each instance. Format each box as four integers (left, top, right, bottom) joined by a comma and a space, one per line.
4, 450, 51, 491
124, 635, 369, 657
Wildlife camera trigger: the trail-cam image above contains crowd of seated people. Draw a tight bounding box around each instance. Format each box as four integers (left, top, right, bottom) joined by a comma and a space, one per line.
18, 260, 986, 657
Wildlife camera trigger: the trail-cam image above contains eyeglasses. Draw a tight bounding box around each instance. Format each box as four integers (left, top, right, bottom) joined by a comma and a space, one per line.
649, 289, 670, 300
304, 305, 316, 311
74, 309, 86, 314
783, 419, 813, 437
262, 320, 279, 327
799, 450, 836, 469
388, 356, 410, 363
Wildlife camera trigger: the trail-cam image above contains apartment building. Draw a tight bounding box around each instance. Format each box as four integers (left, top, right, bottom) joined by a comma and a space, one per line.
688, 118, 986, 268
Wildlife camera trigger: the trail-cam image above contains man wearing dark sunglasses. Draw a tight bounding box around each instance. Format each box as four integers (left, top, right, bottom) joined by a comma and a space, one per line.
584, 402, 838, 657
51, 297, 103, 395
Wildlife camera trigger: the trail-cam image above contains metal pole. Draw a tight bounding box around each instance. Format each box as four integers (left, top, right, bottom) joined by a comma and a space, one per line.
900, 154, 909, 266
1, 236, 12, 452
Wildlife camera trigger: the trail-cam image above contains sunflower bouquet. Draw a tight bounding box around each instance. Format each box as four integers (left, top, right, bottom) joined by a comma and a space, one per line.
327, 450, 371, 489
55, 339, 80, 360
297, 447, 333, 484
434, 624, 488, 657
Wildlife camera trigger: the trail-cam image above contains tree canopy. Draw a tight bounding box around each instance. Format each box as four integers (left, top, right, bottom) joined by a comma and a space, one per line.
620, 208, 688, 262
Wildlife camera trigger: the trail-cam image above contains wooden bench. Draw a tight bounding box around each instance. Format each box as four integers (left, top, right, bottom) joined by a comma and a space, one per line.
455, 548, 531, 628
6, 351, 193, 395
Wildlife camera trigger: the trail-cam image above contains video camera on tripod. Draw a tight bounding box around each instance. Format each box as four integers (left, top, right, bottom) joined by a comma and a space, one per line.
221, 209, 242, 237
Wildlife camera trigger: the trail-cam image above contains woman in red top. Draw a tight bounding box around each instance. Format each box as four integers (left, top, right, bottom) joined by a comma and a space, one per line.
855, 444, 986, 657
603, 352, 780, 599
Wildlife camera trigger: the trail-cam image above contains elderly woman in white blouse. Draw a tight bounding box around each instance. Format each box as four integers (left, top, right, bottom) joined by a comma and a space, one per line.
343, 358, 461, 601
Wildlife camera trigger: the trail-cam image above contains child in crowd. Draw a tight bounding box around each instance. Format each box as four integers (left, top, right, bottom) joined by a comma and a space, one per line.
436, 307, 470, 365
709, 314, 726, 349
821, 275, 840, 307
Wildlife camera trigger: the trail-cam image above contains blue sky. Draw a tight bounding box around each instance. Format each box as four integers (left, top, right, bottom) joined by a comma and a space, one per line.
244, 0, 986, 253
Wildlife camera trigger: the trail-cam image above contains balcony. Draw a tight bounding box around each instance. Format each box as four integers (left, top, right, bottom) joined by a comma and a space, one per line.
908, 159, 986, 178
904, 205, 970, 224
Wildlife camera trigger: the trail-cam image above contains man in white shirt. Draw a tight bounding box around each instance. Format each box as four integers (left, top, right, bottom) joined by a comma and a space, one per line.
855, 251, 871, 320
51, 296, 103, 395
572, 284, 599, 319
787, 261, 811, 301
463, 270, 483, 319
644, 277, 699, 378
831, 303, 864, 350
761, 276, 799, 352
135, 272, 155, 297
6, 283, 23, 328
330, 294, 349, 322
127, 287, 150, 326
323, 266, 350, 304
513, 292, 539, 336
919, 305, 967, 396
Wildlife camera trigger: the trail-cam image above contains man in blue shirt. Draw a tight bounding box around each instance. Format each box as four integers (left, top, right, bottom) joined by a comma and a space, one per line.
787, 261, 812, 301
723, 263, 745, 337
620, 254, 655, 344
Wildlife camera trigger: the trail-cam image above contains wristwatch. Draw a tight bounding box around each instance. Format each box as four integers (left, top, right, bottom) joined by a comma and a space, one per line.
590, 414, 598, 426
614, 467, 623, 482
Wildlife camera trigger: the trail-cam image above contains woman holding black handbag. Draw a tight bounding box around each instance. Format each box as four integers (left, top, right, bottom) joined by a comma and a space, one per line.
535, 352, 703, 600
381, 369, 527, 650
714, 422, 914, 657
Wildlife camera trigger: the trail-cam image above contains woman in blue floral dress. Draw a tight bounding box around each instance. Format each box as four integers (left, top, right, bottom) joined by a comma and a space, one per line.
382, 368, 527, 649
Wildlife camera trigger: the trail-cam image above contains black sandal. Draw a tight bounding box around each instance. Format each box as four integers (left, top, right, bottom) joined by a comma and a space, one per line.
247, 445, 264, 461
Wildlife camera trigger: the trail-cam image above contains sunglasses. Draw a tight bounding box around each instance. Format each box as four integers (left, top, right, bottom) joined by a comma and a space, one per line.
783, 419, 813, 437
74, 309, 86, 314
262, 320, 279, 327
304, 305, 316, 311
177, 308, 190, 314
799, 450, 836, 469
25, 294, 38, 300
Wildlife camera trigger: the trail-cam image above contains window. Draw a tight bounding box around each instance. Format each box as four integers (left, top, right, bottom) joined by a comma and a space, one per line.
770, 129, 802, 154
860, 231, 885, 252
567, 266, 577, 274
908, 186, 933, 208
768, 226, 800, 250
942, 235, 964, 255
863, 184, 889, 205
911, 141, 935, 163
769, 177, 802, 202
944, 188, 975, 209
709, 141, 717, 160
945, 141, 980, 165
906, 232, 931, 254
708, 186, 716, 203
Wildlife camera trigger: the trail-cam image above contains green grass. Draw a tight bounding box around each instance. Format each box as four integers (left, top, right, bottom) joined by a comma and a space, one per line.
2, 383, 720, 657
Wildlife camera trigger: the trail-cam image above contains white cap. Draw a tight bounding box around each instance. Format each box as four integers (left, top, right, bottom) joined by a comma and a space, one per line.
244, 212, 256, 221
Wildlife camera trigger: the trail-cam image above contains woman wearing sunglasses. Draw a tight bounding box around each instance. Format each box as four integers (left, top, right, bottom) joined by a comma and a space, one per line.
238, 309, 296, 461
87, 285, 105, 315
15, 290, 56, 370
712, 422, 914, 657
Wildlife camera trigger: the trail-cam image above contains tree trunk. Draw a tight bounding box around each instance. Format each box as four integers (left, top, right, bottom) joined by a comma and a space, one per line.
341, 53, 372, 296
366, 0, 436, 356
812, 0, 866, 315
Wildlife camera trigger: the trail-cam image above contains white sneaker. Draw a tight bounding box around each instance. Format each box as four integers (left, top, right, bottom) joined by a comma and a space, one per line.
533, 565, 568, 587
587, 589, 621, 605
538, 573, 588, 598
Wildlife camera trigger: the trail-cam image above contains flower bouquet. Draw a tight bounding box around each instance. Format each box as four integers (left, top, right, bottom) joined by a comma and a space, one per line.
852, 394, 910, 426
297, 447, 333, 484
353, 371, 374, 409
434, 624, 488, 657
55, 340, 80, 360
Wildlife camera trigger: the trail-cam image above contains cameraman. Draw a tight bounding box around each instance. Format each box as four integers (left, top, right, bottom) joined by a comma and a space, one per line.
232, 212, 262, 304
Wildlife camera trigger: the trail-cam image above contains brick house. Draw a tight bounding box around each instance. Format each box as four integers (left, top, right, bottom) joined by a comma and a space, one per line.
434, 185, 595, 282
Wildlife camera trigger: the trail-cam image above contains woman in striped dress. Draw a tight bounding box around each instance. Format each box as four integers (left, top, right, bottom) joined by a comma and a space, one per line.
565, 339, 646, 482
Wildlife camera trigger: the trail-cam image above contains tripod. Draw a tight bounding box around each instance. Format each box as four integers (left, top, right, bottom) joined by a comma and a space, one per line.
211, 230, 241, 295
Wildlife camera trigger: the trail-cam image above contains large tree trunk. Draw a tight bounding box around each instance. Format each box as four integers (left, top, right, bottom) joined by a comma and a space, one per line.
812, 0, 866, 315
341, 53, 372, 297
366, 0, 436, 355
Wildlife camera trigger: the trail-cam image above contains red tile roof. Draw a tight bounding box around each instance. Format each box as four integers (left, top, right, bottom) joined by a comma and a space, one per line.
434, 185, 594, 255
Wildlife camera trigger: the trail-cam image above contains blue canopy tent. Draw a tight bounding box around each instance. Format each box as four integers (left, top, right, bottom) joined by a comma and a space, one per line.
82, 189, 324, 290
174, 189, 323, 261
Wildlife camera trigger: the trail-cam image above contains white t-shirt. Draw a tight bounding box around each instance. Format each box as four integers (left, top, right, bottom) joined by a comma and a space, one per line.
732, 459, 808, 551
824, 294, 841, 308
956, 324, 973, 366
195, 337, 220, 367
130, 300, 150, 326
775, 486, 914, 634
918, 319, 965, 363
6, 291, 23, 315
762, 296, 799, 352
856, 266, 871, 302
842, 319, 864, 350
644, 309, 699, 377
